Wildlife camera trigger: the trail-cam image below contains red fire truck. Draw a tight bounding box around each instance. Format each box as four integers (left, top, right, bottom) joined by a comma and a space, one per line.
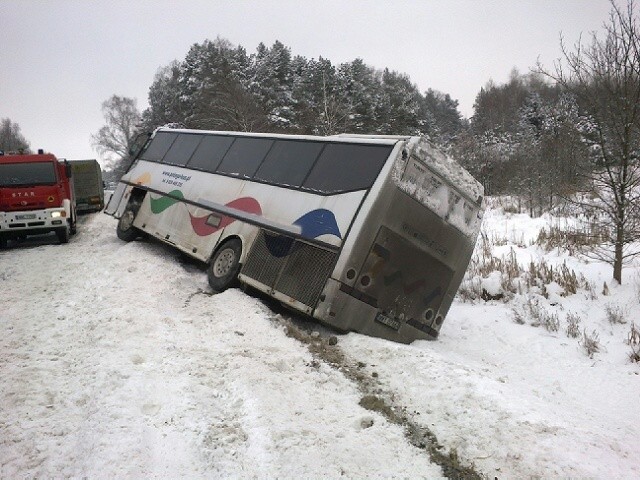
0, 149, 77, 247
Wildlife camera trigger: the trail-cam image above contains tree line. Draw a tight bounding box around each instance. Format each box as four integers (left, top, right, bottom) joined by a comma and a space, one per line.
139, 38, 464, 144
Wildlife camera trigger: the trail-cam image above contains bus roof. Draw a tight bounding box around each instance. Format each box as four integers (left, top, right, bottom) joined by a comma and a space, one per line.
156, 127, 403, 146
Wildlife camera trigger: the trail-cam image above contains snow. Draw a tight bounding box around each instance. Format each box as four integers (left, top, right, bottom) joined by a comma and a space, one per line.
1, 203, 639, 478
394, 138, 484, 238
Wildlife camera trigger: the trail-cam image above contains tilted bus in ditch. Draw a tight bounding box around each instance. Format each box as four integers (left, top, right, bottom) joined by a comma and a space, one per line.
105, 127, 484, 343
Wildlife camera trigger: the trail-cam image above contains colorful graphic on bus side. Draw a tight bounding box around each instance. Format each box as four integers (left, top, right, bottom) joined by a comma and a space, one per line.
148, 191, 341, 240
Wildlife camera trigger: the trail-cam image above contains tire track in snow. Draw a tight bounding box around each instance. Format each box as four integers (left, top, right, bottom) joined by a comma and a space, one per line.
272, 314, 484, 480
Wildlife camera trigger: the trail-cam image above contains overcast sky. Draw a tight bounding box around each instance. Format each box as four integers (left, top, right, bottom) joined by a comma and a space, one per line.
1, 0, 612, 165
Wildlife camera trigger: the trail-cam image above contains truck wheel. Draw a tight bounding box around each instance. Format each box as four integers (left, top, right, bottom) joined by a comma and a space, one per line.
116, 198, 141, 242
0, 236, 7, 249
57, 226, 70, 244
207, 239, 242, 292
70, 212, 77, 235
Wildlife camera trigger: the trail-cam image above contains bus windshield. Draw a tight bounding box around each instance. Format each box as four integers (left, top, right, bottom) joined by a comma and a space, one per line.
0, 162, 57, 187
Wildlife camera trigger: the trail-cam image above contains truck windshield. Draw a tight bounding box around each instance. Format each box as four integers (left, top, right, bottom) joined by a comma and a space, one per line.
0, 162, 57, 187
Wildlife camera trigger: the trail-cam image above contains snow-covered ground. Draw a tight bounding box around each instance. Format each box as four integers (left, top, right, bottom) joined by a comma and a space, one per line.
1, 205, 639, 478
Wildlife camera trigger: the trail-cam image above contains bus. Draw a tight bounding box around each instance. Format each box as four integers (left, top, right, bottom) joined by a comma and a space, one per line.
105, 127, 483, 343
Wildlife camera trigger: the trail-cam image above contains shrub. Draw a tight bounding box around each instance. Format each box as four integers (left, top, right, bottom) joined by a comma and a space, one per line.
566, 312, 581, 338
524, 258, 588, 299
457, 277, 483, 303
605, 303, 626, 325
512, 297, 559, 332
627, 323, 640, 363
460, 226, 591, 303
580, 329, 601, 358
536, 223, 607, 255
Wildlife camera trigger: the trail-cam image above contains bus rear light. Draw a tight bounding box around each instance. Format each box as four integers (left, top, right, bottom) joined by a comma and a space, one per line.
424, 308, 434, 322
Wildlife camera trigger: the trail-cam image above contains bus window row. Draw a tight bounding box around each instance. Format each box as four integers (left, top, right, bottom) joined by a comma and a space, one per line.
140, 131, 394, 194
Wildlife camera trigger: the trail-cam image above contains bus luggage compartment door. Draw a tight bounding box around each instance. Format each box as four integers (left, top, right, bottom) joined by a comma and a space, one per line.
240, 229, 337, 312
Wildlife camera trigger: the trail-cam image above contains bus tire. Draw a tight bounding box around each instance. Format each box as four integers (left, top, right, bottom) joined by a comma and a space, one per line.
207, 239, 242, 292
116, 198, 141, 242
57, 225, 70, 244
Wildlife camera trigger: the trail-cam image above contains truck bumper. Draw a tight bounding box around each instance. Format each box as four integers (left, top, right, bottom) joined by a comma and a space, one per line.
0, 207, 68, 237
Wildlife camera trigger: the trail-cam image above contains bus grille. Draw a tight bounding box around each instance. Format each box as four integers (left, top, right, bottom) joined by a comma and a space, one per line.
242, 230, 337, 308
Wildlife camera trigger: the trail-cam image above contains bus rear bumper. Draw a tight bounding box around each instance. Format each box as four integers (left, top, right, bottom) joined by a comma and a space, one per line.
314, 278, 439, 343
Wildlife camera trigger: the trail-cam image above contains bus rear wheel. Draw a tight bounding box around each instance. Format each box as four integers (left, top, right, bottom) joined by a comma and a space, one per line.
207, 239, 242, 292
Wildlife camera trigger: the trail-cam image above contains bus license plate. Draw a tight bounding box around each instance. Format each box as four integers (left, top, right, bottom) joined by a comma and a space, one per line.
375, 312, 401, 331
15, 214, 36, 220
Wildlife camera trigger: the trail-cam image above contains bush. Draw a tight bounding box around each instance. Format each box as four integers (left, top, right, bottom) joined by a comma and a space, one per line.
605, 303, 626, 325
566, 312, 581, 338
511, 297, 559, 332
580, 329, 601, 358
627, 323, 640, 363
536, 223, 607, 255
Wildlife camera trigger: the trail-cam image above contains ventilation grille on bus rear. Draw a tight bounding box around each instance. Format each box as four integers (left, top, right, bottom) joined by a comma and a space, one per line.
242, 230, 337, 308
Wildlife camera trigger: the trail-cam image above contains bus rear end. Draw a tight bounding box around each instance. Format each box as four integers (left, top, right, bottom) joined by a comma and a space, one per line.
315, 138, 483, 343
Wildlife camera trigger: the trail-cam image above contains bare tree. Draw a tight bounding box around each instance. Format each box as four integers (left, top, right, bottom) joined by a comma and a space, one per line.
92, 95, 141, 174
538, 0, 640, 284
0, 118, 30, 153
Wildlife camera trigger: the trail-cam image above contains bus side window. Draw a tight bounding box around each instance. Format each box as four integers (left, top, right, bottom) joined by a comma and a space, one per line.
254, 140, 323, 187
216, 138, 274, 178
186, 135, 235, 173
140, 132, 177, 162
162, 134, 202, 166
303, 144, 392, 193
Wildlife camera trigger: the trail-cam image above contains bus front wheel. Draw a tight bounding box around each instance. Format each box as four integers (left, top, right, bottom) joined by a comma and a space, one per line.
207, 239, 242, 292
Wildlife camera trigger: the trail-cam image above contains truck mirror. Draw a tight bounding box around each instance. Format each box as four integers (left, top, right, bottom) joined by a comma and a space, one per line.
65, 164, 73, 178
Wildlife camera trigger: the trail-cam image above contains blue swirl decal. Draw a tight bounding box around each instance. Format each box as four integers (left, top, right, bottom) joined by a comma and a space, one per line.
293, 209, 342, 240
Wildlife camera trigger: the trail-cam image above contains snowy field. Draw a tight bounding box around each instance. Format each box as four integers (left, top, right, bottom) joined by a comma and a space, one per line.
1, 205, 639, 478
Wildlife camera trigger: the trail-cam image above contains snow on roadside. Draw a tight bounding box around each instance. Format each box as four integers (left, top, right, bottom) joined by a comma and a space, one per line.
0, 213, 442, 478
2, 205, 639, 479
342, 300, 640, 478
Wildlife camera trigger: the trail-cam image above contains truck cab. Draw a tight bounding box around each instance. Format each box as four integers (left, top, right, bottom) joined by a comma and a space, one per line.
0, 150, 77, 247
